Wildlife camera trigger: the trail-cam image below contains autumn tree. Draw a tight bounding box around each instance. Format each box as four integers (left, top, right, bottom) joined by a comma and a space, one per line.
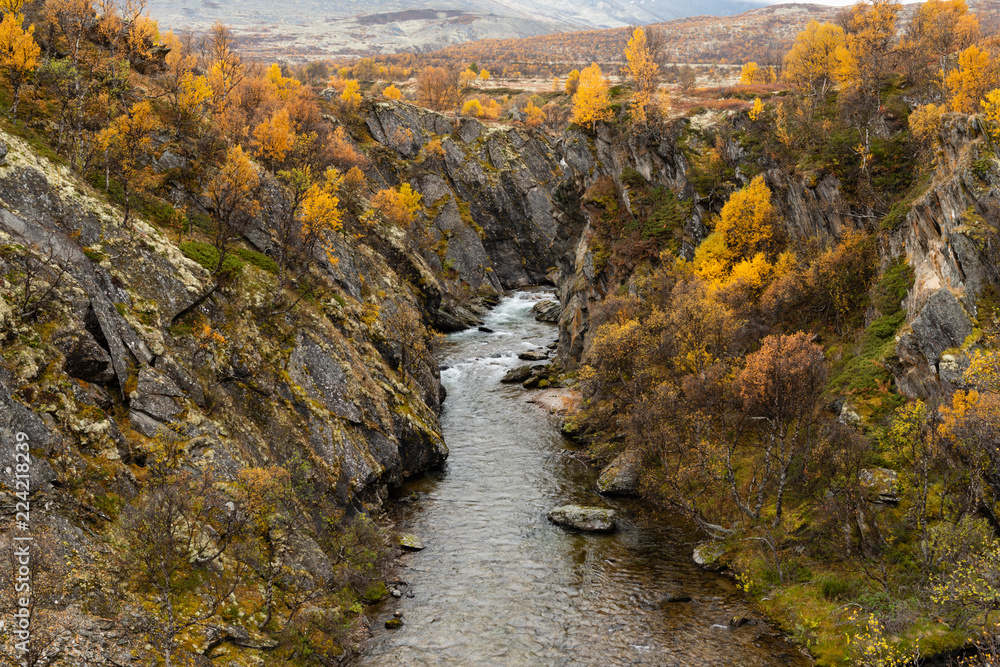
835, 0, 900, 131
524, 99, 545, 128
945, 45, 998, 113
712, 174, 778, 264
461, 97, 483, 117
206, 20, 245, 110
623, 26, 659, 125
416, 65, 458, 111
739, 61, 766, 85
571, 62, 611, 130
371, 183, 422, 230
735, 332, 827, 525
383, 83, 401, 100
902, 0, 978, 85
204, 144, 261, 273
784, 20, 846, 101
565, 68, 580, 96
0, 10, 40, 118
251, 106, 296, 171
97, 100, 161, 229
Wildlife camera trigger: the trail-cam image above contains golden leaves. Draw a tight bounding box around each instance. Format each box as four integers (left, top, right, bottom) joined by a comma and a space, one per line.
571, 62, 611, 130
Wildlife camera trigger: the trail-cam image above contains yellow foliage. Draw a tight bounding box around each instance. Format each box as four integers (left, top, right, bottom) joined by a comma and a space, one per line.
459, 68, 477, 87
946, 45, 996, 113
525, 100, 546, 128
749, 97, 764, 121
340, 79, 361, 107
301, 168, 344, 239
739, 61, 765, 85
461, 98, 483, 117
714, 175, 776, 264
834, 0, 899, 112
371, 183, 423, 229
908, 102, 944, 144
251, 107, 296, 168
783, 20, 846, 98
624, 26, 658, 125
177, 72, 211, 115
383, 83, 402, 100
571, 62, 611, 130
479, 69, 490, 81
727, 253, 775, 295
982, 89, 1000, 142
265, 62, 301, 101
0, 0, 26, 12
0, 11, 39, 116
565, 69, 580, 96
692, 231, 730, 285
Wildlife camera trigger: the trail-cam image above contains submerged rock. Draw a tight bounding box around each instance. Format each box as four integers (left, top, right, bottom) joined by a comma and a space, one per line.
399, 533, 425, 550
547, 505, 616, 532
385, 618, 404, 629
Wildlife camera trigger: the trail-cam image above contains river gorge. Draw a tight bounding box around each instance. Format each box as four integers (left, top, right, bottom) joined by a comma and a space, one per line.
361, 292, 811, 666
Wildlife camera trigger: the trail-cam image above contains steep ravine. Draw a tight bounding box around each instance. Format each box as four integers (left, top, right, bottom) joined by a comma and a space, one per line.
361, 292, 810, 666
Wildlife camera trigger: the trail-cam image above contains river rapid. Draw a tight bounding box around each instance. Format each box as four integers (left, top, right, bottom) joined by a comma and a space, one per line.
361, 291, 812, 666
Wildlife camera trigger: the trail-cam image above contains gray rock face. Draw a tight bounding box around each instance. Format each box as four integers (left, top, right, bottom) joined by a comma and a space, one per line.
597, 450, 642, 496
531, 299, 561, 323
547, 505, 617, 531
909, 289, 973, 368
58, 331, 115, 384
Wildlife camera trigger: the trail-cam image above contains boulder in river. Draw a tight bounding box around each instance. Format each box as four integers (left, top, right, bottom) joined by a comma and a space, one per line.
518, 349, 548, 361
399, 533, 425, 550
501, 365, 533, 383
597, 450, 642, 496
531, 299, 561, 323
548, 505, 616, 532
693, 542, 727, 571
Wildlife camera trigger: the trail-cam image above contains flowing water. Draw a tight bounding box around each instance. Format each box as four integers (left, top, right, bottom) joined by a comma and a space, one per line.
362, 291, 812, 666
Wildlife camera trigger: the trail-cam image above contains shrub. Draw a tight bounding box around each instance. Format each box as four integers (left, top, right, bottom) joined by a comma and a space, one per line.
235, 248, 278, 274
179, 241, 243, 280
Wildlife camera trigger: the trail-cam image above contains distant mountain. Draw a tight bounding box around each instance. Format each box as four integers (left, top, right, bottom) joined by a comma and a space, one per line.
144, 0, 767, 59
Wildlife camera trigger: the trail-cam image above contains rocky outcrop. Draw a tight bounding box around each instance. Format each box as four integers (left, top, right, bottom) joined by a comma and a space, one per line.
531, 299, 561, 323
887, 116, 1000, 397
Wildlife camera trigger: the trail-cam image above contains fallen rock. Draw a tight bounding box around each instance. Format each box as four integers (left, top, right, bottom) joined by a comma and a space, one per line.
597, 449, 642, 496
501, 365, 533, 383
399, 533, 425, 550
478, 326, 494, 333
518, 349, 548, 361
531, 299, 561, 323
693, 542, 727, 571
547, 505, 616, 532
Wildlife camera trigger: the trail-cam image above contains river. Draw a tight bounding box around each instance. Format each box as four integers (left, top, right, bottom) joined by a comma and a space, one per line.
361, 291, 811, 666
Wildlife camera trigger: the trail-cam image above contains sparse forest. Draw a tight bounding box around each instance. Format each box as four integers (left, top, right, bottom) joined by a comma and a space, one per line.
3, 0, 1000, 665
